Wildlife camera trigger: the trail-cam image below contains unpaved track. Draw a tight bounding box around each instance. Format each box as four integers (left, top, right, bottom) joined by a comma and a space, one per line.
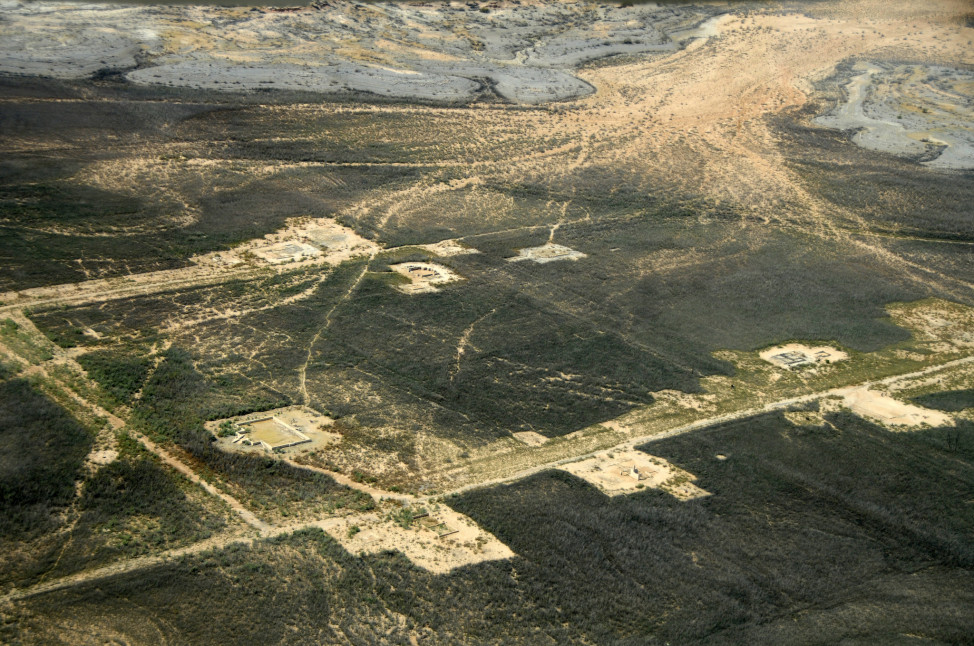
3, 0, 973, 610
134, 433, 270, 532
5, 352, 969, 605
0, 265, 266, 316
282, 458, 413, 503
298, 260, 373, 406
430, 354, 974, 498
1, 314, 271, 534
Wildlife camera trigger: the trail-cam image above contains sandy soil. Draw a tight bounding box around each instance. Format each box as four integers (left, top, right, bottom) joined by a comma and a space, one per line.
560, 449, 709, 500
760, 343, 849, 369
507, 243, 587, 264
512, 431, 549, 446
251, 241, 321, 265
390, 262, 461, 294
319, 504, 514, 574
207, 405, 339, 455
418, 240, 479, 258
835, 386, 954, 428
86, 449, 118, 466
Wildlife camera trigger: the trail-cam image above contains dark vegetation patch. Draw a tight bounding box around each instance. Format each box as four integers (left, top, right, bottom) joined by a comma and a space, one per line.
28, 206, 927, 442
8, 412, 974, 644
0, 79, 419, 290
133, 346, 290, 443
912, 388, 974, 412
175, 105, 567, 167
0, 379, 92, 591
880, 237, 974, 286
43, 435, 229, 578
639, 411, 974, 569
449, 411, 974, 643
0, 379, 92, 542
76, 348, 153, 406
308, 271, 694, 437
129, 345, 372, 518
181, 437, 376, 518
28, 267, 322, 349
620, 228, 921, 351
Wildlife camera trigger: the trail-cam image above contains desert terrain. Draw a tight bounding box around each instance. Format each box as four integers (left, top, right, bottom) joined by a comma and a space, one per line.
1, 0, 973, 643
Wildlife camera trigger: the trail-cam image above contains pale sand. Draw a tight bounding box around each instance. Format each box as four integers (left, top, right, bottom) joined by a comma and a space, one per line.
320, 505, 514, 574
560, 449, 709, 501
836, 386, 954, 428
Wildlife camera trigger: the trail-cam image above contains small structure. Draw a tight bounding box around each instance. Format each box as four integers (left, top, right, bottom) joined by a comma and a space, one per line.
760, 344, 848, 370
208, 405, 339, 455
234, 416, 311, 451
390, 262, 461, 294
770, 350, 814, 368
560, 449, 709, 500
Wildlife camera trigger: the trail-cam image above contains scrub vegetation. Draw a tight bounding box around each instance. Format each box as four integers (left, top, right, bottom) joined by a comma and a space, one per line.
1, 0, 972, 642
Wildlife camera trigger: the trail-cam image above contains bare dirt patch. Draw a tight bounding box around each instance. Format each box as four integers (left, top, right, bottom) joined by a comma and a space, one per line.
251, 241, 321, 265
760, 344, 848, 370
86, 449, 118, 466
835, 386, 954, 428
390, 262, 461, 294
319, 504, 514, 574
560, 449, 709, 500
418, 239, 480, 258
207, 405, 339, 455
507, 243, 587, 264
889, 300, 974, 352
512, 431, 549, 446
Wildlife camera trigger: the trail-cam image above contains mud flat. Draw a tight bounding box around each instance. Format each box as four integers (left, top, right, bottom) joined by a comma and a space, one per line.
816, 62, 974, 169
0, 0, 717, 104
0, 1, 156, 78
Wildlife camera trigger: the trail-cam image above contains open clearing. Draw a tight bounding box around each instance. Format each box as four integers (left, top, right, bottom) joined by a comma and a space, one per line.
1, 0, 973, 641
207, 405, 339, 454
389, 262, 461, 294
252, 241, 321, 265
320, 505, 514, 574
507, 243, 587, 264
512, 431, 549, 446
560, 449, 709, 500
760, 343, 848, 369
832, 386, 954, 428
